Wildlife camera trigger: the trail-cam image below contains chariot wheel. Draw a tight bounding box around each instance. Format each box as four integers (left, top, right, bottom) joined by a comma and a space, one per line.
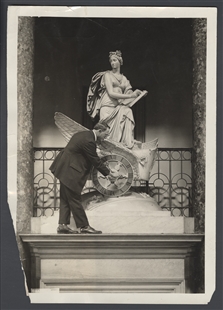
92, 154, 134, 197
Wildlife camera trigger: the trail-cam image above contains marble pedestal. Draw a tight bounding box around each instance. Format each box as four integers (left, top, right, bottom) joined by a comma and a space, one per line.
31, 191, 194, 234
21, 234, 203, 293
25, 191, 199, 293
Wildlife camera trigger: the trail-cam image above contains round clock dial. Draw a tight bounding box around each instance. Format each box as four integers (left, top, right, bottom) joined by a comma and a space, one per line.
92, 154, 134, 197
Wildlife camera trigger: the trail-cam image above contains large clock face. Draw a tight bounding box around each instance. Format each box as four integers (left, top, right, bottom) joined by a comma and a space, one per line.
92, 154, 134, 197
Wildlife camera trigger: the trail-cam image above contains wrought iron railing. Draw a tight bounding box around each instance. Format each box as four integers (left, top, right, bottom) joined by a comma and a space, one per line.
33, 147, 193, 217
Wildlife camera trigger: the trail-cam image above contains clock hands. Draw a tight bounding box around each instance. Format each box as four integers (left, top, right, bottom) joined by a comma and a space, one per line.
92, 155, 134, 196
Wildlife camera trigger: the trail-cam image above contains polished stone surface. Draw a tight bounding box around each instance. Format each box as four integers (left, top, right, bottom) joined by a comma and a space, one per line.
191, 18, 206, 293
16, 17, 35, 290
17, 17, 34, 234
192, 18, 206, 234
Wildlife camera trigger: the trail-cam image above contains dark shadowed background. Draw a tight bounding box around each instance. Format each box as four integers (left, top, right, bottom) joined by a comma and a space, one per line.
33, 17, 193, 147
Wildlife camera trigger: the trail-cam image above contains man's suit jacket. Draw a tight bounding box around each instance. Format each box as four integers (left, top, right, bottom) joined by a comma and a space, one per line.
49, 131, 110, 193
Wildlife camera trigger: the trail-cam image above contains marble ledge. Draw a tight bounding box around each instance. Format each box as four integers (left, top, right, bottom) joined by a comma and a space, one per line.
19, 233, 204, 260
20, 233, 203, 241
20, 233, 203, 249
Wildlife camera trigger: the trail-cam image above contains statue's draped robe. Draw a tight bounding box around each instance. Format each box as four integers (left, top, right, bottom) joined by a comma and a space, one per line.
87, 71, 135, 149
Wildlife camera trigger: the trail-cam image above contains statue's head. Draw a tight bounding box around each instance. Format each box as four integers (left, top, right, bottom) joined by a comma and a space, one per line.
109, 50, 123, 66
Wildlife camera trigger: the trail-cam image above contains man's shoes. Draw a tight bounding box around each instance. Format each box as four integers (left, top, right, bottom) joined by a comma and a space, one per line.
80, 225, 102, 234
57, 224, 79, 234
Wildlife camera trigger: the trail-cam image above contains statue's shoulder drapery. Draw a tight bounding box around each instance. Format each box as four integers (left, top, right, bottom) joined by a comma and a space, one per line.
86, 71, 133, 119
86, 71, 107, 119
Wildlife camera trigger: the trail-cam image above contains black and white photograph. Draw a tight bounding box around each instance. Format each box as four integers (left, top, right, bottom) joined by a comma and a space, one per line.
6, 6, 217, 304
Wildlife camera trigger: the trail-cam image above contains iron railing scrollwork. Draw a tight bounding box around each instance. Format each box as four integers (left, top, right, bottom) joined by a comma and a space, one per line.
33, 148, 62, 217
148, 148, 193, 217
33, 147, 193, 217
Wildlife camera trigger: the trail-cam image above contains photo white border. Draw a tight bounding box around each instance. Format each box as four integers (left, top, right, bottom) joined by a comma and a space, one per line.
7, 5, 217, 305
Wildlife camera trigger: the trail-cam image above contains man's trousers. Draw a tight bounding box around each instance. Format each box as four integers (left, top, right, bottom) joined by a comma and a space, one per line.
59, 182, 89, 228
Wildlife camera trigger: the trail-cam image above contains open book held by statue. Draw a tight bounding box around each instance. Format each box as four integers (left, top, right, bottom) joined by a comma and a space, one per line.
54, 51, 158, 197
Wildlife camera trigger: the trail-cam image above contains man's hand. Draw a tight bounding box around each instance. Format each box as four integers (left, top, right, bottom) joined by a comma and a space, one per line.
109, 169, 119, 178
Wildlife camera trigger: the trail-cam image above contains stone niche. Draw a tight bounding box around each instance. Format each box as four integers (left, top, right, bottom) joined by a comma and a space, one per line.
17, 17, 206, 294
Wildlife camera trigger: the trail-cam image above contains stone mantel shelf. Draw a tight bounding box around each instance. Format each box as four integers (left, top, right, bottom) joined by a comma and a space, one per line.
20, 233, 203, 243
20, 233, 204, 259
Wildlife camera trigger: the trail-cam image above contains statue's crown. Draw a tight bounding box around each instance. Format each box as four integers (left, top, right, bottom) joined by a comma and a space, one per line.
109, 50, 122, 58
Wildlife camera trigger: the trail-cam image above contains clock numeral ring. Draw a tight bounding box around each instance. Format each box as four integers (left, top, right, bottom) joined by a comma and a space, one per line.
92, 155, 134, 197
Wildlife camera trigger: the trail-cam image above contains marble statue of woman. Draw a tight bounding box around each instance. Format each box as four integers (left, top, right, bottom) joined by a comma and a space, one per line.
87, 50, 143, 149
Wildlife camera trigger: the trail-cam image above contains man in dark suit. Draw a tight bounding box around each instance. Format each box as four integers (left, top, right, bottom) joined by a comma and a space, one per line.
49, 122, 111, 234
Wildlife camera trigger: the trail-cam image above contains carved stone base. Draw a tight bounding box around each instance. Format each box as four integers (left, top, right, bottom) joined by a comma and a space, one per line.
31, 191, 194, 234
20, 234, 203, 293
